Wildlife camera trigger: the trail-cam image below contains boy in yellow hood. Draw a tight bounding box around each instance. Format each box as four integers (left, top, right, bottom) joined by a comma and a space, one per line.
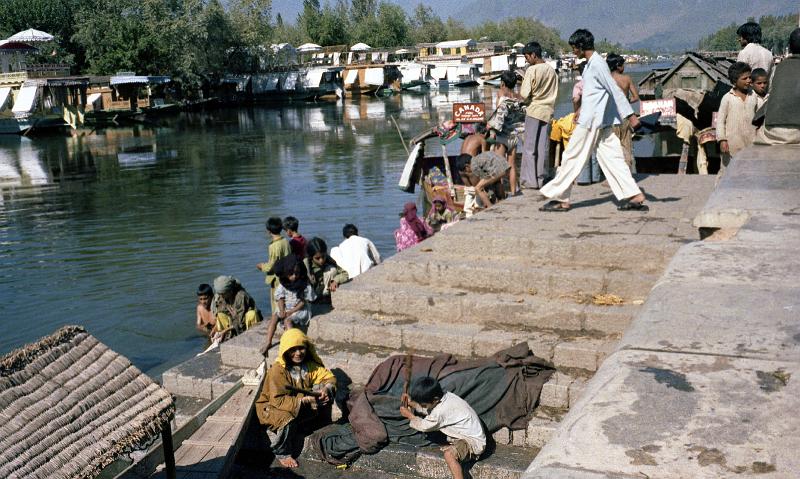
255, 329, 336, 468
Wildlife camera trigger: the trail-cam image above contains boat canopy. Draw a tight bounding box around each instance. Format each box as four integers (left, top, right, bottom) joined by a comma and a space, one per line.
0, 87, 11, 111
351, 42, 372, 52
111, 75, 170, 86
364, 67, 384, 86
11, 85, 37, 113
297, 43, 322, 52
435, 39, 476, 49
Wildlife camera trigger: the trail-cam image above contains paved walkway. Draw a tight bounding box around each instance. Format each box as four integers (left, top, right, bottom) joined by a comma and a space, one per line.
524, 146, 800, 478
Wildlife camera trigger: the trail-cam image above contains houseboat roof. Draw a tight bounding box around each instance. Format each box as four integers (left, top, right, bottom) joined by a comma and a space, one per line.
659, 53, 730, 88
110, 75, 171, 86
24, 76, 89, 87
435, 39, 476, 49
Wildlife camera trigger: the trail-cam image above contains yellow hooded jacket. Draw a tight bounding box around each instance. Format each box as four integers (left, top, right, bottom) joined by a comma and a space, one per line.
255, 329, 336, 430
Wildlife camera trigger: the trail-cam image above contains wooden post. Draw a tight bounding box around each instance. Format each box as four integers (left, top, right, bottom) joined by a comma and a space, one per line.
161, 421, 176, 479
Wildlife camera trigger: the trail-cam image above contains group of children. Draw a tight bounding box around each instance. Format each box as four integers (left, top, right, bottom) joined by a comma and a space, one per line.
194, 216, 351, 352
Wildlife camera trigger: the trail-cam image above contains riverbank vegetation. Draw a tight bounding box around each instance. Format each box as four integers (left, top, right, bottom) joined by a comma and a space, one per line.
0, 0, 567, 93
698, 14, 798, 53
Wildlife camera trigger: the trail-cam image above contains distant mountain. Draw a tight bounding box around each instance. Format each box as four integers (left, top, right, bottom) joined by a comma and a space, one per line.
270, 0, 799, 51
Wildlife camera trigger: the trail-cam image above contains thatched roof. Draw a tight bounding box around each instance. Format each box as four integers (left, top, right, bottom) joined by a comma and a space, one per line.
0, 326, 175, 479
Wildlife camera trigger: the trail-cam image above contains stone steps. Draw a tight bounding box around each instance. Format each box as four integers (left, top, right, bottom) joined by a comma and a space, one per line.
330, 283, 639, 335
303, 442, 539, 479
400, 229, 684, 275
360, 256, 658, 300
161, 349, 246, 400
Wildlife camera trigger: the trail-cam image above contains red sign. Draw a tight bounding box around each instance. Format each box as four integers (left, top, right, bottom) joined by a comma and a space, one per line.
453, 102, 485, 123
640, 98, 676, 118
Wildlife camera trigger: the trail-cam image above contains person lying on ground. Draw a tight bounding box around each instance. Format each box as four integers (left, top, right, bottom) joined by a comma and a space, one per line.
195, 283, 216, 338
212, 275, 262, 341
457, 151, 510, 210
399, 376, 486, 479
395, 202, 433, 252
426, 197, 456, 233
304, 237, 349, 304
256, 329, 336, 469
264, 255, 316, 351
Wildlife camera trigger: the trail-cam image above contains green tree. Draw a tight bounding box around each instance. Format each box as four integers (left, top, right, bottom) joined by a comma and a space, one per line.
698, 14, 797, 53
350, 0, 376, 24
229, 0, 272, 49
374, 2, 408, 47
317, 0, 350, 46
409, 5, 446, 44
444, 17, 469, 41
297, 0, 322, 43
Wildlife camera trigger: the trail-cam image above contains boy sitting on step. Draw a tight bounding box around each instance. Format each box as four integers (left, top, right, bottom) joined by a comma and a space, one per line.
400, 376, 486, 479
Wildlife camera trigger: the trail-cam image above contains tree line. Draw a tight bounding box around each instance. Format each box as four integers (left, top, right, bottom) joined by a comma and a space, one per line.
0, 0, 567, 96
698, 14, 798, 53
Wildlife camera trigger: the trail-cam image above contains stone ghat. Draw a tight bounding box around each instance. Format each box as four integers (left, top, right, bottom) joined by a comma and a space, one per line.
162, 173, 717, 478
524, 146, 800, 478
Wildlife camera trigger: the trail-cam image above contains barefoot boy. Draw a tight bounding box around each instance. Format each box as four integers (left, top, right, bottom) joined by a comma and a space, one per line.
400, 376, 486, 479
195, 283, 216, 337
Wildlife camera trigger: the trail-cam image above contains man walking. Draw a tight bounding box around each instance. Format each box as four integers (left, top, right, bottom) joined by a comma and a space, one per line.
519, 41, 558, 189
539, 29, 646, 212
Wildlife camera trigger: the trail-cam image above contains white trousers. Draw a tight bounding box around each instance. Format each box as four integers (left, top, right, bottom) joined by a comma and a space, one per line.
540, 125, 641, 203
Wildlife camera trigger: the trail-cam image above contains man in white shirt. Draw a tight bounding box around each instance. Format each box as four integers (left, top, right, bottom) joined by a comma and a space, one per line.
329, 223, 381, 279
539, 29, 646, 212
736, 22, 774, 73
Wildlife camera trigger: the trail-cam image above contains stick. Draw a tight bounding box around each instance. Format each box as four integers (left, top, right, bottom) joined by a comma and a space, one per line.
402, 352, 413, 407
391, 114, 410, 155
285, 385, 322, 397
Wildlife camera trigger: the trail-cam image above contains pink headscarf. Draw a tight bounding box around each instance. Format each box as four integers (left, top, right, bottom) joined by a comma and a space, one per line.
402, 202, 428, 240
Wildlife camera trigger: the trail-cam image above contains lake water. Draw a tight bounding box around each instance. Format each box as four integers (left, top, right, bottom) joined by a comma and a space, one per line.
0, 63, 669, 378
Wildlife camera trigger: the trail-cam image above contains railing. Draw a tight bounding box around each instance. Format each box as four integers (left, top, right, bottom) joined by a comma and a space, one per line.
25, 64, 72, 78
0, 72, 28, 84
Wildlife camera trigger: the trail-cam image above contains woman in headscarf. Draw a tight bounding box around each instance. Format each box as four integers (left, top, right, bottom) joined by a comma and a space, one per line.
394, 202, 433, 252
211, 275, 262, 341
256, 329, 336, 468
264, 255, 316, 351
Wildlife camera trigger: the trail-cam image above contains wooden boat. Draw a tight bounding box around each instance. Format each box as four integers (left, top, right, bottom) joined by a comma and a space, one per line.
399, 142, 465, 213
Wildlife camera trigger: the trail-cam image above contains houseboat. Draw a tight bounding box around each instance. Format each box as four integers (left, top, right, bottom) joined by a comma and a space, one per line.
1, 76, 89, 134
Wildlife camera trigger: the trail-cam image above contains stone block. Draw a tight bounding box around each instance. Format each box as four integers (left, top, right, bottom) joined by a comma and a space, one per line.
525, 417, 557, 448
568, 377, 587, 409
539, 372, 574, 409
526, 335, 558, 362
211, 369, 245, 398
510, 428, 527, 447
553, 340, 610, 372
219, 323, 268, 369
472, 330, 521, 357
492, 427, 511, 445
582, 305, 636, 334
402, 323, 477, 356
414, 449, 452, 478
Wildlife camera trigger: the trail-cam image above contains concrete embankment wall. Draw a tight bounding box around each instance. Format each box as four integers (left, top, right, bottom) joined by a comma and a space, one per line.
524, 145, 800, 478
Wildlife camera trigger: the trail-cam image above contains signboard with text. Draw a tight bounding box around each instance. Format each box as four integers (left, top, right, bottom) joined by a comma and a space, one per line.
453, 102, 485, 123
640, 98, 677, 119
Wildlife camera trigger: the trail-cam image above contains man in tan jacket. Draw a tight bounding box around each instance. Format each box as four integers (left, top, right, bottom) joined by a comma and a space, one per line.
519, 41, 559, 189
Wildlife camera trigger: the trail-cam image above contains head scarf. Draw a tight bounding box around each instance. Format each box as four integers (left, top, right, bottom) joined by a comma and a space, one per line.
269, 254, 309, 293
401, 202, 428, 240
276, 328, 324, 368
213, 275, 239, 295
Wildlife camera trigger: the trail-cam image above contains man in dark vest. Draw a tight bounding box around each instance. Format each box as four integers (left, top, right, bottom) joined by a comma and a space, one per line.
755, 28, 800, 145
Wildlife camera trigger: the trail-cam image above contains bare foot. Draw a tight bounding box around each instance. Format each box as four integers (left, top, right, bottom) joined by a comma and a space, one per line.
278, 457, 299, 468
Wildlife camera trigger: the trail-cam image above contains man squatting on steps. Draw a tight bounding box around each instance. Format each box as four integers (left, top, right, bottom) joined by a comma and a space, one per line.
539, 29, 647, 212
400, 376, 486, 479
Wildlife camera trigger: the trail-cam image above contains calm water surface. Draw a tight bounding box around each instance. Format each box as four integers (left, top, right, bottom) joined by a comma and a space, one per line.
0, 64, 668, 377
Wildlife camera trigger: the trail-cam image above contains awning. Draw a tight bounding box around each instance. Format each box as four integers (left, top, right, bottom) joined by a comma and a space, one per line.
7, 28, 53, 43
111, 75, 170, 86
221, 75, 250, 91
46, 77, 89, 87
305, 68, 325, 88
351, 42, 372, 51
297, 43, 322, 52
344, 69, 358, 85
431, 67, 447, 80
0, 87, 11, 111
86, 92, 102, 106
436, 39, 476, 49
283, 71, 299, 90
490, 55, 509, 71
0, 40, 37, 53
364, 68, 384, 86
12, 85, 38, 113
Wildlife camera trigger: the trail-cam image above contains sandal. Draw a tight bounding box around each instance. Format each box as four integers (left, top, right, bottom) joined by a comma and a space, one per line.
618, 201, 649, 211
539, 200, 571, 212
